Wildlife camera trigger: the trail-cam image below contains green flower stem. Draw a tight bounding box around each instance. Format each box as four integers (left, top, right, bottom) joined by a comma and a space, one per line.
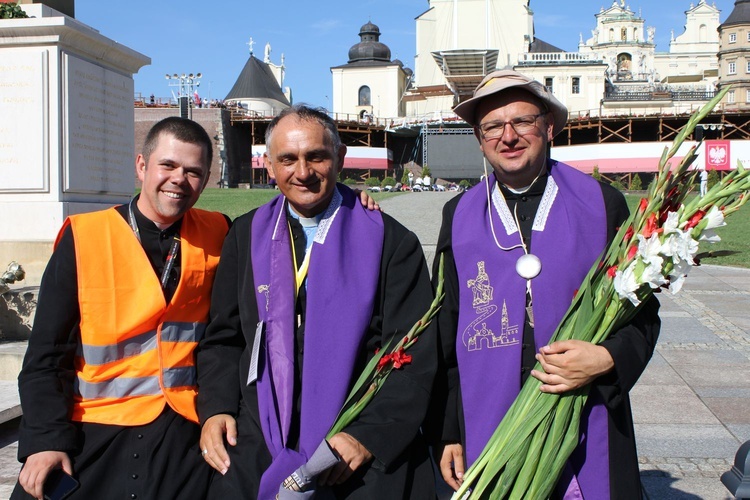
326, 255, 445, 440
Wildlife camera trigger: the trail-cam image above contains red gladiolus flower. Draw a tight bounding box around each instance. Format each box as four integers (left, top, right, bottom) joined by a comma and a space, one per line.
377, 353, 392, 370
638, 198, 648, 212
390, 348, 412, 369
627, 245, 638, 260
607, 265, 618, 278
642, 214, 658, 238
685, 210, 706, 229
624, 226, 634, 241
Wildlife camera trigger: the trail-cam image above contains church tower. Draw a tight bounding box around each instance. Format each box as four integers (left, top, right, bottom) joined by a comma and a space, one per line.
225, 40, 291, 117
331, 21, 410, 119
405, 0, 534, 116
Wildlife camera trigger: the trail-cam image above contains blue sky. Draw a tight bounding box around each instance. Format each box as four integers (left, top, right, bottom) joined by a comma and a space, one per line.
74, 0, 733, 108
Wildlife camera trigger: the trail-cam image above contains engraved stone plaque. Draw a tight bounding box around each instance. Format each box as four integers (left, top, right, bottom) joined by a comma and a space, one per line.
63, 53, 135, 196
0, 49, 47, 192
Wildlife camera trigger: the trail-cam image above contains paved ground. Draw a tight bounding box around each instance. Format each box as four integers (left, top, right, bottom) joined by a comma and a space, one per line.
0, 190, 748, 499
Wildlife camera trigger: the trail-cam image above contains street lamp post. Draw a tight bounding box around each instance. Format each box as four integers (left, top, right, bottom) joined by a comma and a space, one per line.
165, 73, 202, 119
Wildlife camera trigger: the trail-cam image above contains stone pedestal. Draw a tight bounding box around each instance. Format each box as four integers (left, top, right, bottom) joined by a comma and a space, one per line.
0, 4, 150, 284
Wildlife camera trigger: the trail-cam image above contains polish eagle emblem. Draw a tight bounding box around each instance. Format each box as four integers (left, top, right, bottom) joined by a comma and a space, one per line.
708, 145, 727, 166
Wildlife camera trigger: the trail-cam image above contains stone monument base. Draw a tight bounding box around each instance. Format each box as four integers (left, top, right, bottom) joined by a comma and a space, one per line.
0, 241, 52, 287
1, 200, 120, 285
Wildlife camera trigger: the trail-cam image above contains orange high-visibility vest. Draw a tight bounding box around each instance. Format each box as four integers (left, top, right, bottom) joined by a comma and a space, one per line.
61, 207, 227, 426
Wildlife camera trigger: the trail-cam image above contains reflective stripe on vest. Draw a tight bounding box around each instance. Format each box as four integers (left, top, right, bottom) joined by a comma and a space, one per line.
75, 366, 197, 399
78, 322, 206, 366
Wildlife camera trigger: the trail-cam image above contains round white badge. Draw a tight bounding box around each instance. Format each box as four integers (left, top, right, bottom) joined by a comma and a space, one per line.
516, 254, 542, 280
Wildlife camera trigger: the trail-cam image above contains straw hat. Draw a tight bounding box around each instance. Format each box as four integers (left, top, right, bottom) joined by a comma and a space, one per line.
453, 69, 568, 137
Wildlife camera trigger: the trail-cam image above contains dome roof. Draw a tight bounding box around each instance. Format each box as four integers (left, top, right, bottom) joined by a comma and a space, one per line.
360, 21, 380, 35
723, 0, 750, 27
348, 20, 391, 63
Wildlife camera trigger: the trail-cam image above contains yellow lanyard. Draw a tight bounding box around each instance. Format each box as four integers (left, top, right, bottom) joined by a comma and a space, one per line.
289, 224, 312, 299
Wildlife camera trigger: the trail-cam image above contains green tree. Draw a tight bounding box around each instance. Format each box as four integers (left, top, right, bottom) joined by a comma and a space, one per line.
707, 169, 720, 190
610, 177, 626, 191
421, 166, 431, 178
630, 174, 643, 191
401, 171, 410, 185
381, 177, 397, 188
459, 179, 470, 190
364, 176, 381, 187
0, 3, 28, 18
591, 166, 602, 181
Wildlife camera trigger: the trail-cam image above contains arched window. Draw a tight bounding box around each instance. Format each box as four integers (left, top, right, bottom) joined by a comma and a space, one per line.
633, 28, 638, 41
358, 86, 371, 106
617, 53, 632, 73
609, 28, 615, 42
699, 24, 707, 43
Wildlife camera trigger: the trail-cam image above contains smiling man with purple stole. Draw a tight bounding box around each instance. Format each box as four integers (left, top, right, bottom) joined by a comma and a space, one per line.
196, 104, 437, 499
424, 70, 661, 499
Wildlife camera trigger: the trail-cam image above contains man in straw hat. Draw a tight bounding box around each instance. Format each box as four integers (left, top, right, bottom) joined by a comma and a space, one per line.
424, 69, 661, 498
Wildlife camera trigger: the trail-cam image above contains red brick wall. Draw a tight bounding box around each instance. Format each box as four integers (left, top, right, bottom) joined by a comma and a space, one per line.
134, 108, 226, 189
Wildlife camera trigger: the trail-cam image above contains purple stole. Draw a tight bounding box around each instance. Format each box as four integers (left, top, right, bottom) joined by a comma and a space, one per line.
250, 185, 384, 499
452, 161, 611, 499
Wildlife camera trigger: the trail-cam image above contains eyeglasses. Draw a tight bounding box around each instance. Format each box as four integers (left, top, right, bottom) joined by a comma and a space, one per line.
478, 113, 546, 140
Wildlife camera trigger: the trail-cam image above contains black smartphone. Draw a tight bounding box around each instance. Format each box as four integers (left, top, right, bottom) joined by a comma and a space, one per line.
43, 469, 79, 500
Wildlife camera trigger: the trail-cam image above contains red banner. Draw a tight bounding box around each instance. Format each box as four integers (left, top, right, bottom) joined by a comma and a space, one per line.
705, 140, 731, 170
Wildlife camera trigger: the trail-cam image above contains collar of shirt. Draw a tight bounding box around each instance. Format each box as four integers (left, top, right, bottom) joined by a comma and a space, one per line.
498, 171, 549, 201
286, 204, 322, 252
131, 194, 182, 239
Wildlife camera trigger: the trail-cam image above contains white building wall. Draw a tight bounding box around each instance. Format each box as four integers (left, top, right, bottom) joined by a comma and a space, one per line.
670, 0, 721, 53
413, 0, 532, 89
519, 64, 608, 117
653, 52, 719, 81
230, 98, 289, 117
405, 95, 456, 118
332, 65, 406, 119
408, 0, 532, 117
